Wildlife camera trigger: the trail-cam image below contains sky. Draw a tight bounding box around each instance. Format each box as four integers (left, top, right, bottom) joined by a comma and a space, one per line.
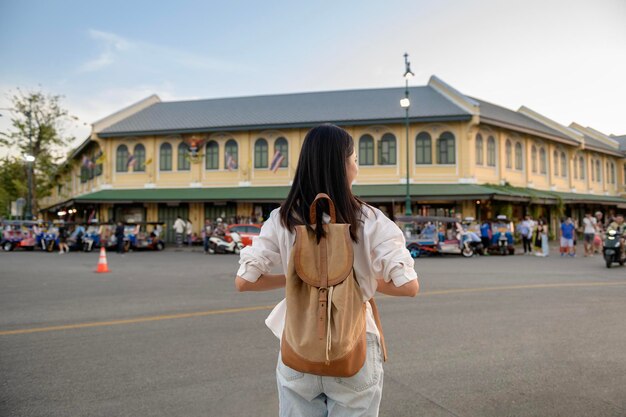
1, 0, 625, 154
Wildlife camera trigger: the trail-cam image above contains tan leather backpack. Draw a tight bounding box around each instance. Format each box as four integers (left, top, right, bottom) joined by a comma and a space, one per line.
281, 193, 386, 377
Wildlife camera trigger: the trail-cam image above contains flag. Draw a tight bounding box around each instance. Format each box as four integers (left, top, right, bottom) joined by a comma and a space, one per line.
145, 157, 153, 166
225, 152, 237, 171
95, 152, 106, 164
127, 154, 136, 168
81, 155, 94, 168
269, 150, 284, 173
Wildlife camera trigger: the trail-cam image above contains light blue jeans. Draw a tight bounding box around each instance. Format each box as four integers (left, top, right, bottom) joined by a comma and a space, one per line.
276, 333, 384, 417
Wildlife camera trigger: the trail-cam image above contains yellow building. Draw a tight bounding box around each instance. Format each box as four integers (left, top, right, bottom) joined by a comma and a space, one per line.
40, 76, 626, 242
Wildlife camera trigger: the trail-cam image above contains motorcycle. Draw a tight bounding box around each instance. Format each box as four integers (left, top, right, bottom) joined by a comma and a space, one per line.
603, 229, 625, 268
208, 231, 244, 254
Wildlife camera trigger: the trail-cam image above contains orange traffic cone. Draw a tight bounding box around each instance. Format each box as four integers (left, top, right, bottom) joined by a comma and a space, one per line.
96, 246, 110, 273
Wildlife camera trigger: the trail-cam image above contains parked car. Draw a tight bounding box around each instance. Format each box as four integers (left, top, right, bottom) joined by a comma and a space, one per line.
225, 224, 261, 247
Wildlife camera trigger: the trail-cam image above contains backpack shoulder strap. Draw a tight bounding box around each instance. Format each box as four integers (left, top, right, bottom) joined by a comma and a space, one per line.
368, 298, 388, 362
309, 193, 336, 224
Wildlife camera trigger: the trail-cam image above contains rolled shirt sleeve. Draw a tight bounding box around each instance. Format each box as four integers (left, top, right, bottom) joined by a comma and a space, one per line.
366, 210, 418, 287
236, 210, 282, 282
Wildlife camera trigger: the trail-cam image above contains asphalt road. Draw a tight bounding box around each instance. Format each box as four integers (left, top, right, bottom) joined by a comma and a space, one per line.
1, 248, 625, 417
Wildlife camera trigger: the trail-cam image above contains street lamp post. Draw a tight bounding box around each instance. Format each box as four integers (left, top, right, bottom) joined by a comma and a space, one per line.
400, 53, 415, 216
24, 105, 34, 220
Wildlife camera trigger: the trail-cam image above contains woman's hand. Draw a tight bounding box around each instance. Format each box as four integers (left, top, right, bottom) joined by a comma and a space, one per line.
235, 274, 286, 292
376, 278, 419, 297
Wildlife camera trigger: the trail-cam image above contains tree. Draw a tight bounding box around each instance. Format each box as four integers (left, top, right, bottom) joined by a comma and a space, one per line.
0, 157, 28, 218
0, 89, 77, 217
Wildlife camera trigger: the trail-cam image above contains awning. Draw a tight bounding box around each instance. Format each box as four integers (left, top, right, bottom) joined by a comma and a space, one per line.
41, 184, 626, 211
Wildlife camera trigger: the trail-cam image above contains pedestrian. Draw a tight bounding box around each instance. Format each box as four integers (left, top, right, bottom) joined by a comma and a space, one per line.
534, 219, 549, 257
202, 219, 213, 253
173, 216, 185, 248
235, 124, 419, 416
115, 221, 125, 254
58, 222, 69, 254
560, 217, 576, 257
593, 211, 605, 254
582, 212, 597, 257
186, 218, 193, 247
480, 219, 492, 255
518, 215, 533, 255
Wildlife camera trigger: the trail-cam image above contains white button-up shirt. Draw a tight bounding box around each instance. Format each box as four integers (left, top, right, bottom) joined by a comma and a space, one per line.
237, 206, 418, 339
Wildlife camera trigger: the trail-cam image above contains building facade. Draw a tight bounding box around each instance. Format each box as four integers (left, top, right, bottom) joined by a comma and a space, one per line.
40, 76, 626, 242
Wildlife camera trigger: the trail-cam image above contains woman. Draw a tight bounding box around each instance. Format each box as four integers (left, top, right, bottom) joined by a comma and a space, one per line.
235, 124, 419, 416
534, 218, 549, 257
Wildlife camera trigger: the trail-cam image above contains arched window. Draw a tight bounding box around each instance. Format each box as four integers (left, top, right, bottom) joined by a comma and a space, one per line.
595, 160, 601, 182
224, 139, 238, 170
560, 152, 567, 177
531, 145, 537, 173
573, 155, 578, 179
359, 135, 374, 166
205, 141, 218, 170
133, 144, 145, 172
159, 143, 172, 171
579, 156, 585, 180
274, 137, 288, 168
475, 134, 483, 166
505, 139, 512, 169
591, 159, 596, 182
116, 145, 129, 172
254, 138, 268, 168
178, 142, 190, 171
553, 150, 559, 176
378, 133, 397, 165
611, 162, 616, 184
415, 132, 432, 165
487, 136, 496, 167
437, 132, 455, 164
515, 142, 523, 170
539, 147, 547, 174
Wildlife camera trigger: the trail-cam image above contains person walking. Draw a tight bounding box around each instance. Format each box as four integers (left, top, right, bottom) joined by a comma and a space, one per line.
518, 215, 533, 255
114, 221, 125, 254
480, 220, 492, 255
202, 219, 213, 254
560, 217, 576, 257
235, 124, 418, 417
582, 212, 597, 257
173, 216, 185, 248
593, 211, 605, 254
186, 218, 193, 247
58, 222, 69, 254
534, 219, 549, 257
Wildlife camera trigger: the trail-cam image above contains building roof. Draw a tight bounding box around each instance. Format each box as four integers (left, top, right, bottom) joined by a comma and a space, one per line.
610, 134, 626, 152
99, 86, 472, 137
581, 134, 622, 155
470, 97, 578, 144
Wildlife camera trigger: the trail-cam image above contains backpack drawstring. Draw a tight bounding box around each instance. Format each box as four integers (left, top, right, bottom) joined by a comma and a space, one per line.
325, 285, 334, 365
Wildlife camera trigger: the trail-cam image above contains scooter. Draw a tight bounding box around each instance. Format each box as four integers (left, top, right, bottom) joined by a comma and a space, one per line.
603, 229, 625, 268
208, 231, 244, 254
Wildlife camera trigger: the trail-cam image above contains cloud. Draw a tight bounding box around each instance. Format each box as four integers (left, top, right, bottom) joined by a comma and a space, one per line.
78, 29, 131, 73
77, 29, 239, 74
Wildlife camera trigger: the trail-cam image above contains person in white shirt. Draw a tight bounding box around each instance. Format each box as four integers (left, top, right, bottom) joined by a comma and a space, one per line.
582, 212, 597, 257
172, 216, 186, 248
235, 124, 418, 417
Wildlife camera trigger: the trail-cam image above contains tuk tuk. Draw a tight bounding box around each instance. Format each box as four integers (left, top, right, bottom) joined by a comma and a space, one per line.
129, 222, 165, 251
487, 215, 515, 255
1, 220, 39, 251
396, 215, 477, 258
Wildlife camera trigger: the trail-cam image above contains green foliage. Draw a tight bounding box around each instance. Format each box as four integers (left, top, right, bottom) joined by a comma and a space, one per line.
0, 89, 77, 214
0, 157, 28, 217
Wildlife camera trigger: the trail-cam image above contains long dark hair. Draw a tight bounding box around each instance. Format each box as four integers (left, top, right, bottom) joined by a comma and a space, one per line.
280, 124, 363, 243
